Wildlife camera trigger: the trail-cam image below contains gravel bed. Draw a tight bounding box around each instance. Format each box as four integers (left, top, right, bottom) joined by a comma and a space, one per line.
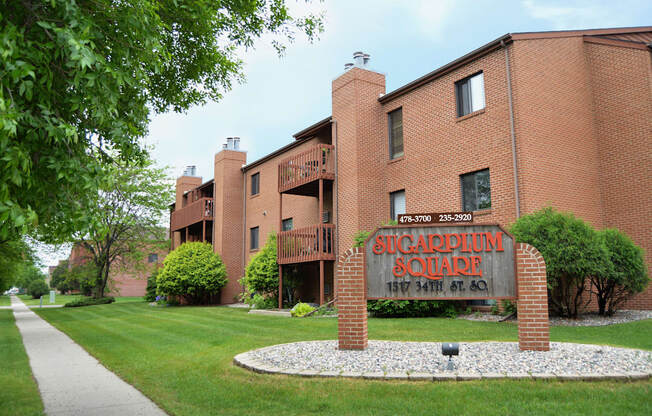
459, 310, 652, 326
239, 340, 652, 379
549, 310, 652, 326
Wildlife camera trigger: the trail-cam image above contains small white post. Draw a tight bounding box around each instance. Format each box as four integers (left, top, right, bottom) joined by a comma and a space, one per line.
49, 290, 56, 304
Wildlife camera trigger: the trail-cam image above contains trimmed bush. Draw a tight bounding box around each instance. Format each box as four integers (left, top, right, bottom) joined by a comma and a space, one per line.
510, 207, 609, 318
157, 242, 227, 304
291, 302, 315, 317
27, 280, 49, 299
242, 234, 279, 294
591, 229, 649, 316
367, 299, 461, 318
65, 297, 115, 307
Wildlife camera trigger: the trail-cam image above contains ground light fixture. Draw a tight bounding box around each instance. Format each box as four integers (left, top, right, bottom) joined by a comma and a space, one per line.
442, 342, 459, 371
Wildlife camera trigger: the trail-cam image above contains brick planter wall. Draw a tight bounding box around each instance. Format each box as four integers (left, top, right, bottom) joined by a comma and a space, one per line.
516, 243, 550, 351
336, 247, 367, 350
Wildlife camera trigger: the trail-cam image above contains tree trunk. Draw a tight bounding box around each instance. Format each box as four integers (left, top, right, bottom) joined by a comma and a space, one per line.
597, 296, 607, 316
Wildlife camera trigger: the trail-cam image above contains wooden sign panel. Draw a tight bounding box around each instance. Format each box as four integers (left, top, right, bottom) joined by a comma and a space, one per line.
365, 224, 516, 300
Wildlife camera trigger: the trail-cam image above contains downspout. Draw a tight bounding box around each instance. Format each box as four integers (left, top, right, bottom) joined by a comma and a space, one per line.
241, 170, 246, 296
333, 119, 339, 257
502, 39, 520, 219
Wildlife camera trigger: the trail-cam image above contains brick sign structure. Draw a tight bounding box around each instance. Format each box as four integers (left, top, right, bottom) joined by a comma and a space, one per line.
337, 225, 550, 352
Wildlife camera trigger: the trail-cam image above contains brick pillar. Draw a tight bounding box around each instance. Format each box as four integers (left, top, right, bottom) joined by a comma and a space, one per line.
516, 243, 550, 351
336, 247, 367, 350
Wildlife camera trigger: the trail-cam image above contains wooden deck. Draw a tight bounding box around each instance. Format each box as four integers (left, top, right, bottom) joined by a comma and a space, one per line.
278, 144, 334, 194
277, 224, 335, 264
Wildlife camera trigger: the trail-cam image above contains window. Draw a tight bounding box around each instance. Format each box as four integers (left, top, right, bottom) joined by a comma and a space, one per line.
282, 218, 293, 231
461, 169, 491, 211
251, 173, 260, 196
390, 190, 406, 221
388, 108, 403, 159
147, 253, 158, 263
455, 72, 485, 117
250, 226, 259, 250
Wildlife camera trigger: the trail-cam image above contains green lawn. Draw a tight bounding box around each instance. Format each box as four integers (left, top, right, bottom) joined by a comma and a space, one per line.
33, 303, 651, 416
0, 311, 44, 416
0, 295, 10, 306
17, 294, 146, 306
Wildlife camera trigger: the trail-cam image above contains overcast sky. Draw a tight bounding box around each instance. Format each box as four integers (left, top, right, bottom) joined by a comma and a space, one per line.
39, 0, 652, 268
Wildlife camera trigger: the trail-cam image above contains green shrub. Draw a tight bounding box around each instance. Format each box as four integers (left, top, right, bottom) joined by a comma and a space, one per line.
510, 207, 609, 318
242, 234, 279, 294
291, 302, 315, 317
353, 220, 398, 248
27, 280, 49, 299
157, 242, 227, 305
246, 293, 277, 309
353, 230, 371, 248
590, 229, 649, 316
367, 299, 462, 318
144, 268, 159, 302
64, 297, 115, 307
501, 300, 517, 316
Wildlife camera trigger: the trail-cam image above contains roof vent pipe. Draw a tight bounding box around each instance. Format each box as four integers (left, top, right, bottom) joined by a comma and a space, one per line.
233, 137, 240, 150
363, 53, 370, 66
183, 165, 197, 177
344, 62, 354, 71
353, 51, 364, 66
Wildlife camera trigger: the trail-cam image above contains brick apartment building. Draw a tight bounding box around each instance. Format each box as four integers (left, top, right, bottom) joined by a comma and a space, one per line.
169, 27, 652, 309
68, 243, 166, 297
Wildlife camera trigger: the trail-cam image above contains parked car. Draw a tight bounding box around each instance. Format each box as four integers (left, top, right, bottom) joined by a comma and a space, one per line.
3, 287, 19, 295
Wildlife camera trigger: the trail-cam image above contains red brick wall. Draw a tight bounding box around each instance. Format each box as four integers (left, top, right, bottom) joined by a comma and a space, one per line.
336, 247, 367, 350
516, 243, 550, 351
213, 150, 247, 304
244, 135, 331, 261
585, 43, 652, 310
511, 37, 605, 228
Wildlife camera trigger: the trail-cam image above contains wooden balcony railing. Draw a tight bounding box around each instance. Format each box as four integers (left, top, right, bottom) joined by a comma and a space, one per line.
278, 144, 335, 193
170, 197, 213, 231
277, 224, 335, 264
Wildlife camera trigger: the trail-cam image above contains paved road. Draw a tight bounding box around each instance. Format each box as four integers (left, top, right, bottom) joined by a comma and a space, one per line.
11, 296, 167, 416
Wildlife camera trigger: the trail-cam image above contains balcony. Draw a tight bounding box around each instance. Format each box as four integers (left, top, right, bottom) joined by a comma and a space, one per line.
278, 144, 335, 195
277, 224, 335, 264
170, 197, 213, 231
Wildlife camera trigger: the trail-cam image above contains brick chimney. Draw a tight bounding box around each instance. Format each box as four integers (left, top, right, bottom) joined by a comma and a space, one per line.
332, 52, 386, 255
213, 139, 247, 304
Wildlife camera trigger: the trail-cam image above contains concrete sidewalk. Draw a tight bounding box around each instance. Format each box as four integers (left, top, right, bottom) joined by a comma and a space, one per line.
11, 296, 167, 416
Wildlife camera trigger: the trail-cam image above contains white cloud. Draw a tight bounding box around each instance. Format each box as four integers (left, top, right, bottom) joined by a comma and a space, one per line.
411, 0, 456, 41
522, 0, 616, 29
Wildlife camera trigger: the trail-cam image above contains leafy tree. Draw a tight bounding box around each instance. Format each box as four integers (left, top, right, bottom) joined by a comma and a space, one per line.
49, 260, 68, 293
63, 263, 97, 296
70, 156, 172, 298
13, 263, 46, 292
1, 0, 323, 243
591, 229, 649, 316
27, 279, 49, 299
510, 207, 609, 318
157, 242, 226, 304
0, 237, 38, 292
